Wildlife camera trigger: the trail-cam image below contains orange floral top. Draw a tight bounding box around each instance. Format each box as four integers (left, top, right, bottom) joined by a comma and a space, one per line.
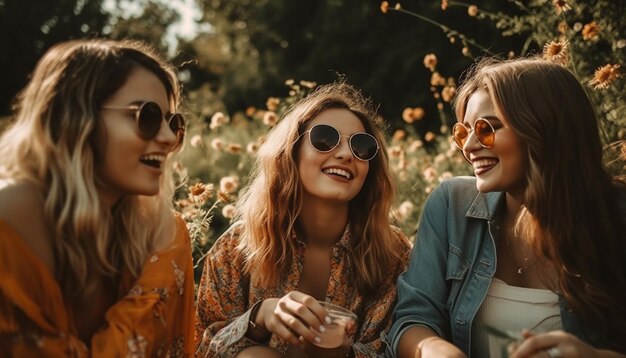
0, 216, 195, 357
195, 223, 412, 357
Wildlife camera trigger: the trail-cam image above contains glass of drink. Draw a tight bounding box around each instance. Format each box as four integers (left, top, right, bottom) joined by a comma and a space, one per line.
311, 301, 357, 348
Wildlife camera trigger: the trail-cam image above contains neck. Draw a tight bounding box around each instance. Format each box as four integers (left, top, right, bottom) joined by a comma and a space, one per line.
298, 200, 348, 248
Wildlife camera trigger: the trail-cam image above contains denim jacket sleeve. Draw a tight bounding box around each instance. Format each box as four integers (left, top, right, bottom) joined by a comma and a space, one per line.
386, 179, 457, 355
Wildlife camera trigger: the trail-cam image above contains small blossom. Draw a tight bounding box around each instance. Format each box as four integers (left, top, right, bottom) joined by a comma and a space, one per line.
441, 0, 448, 10
423, 53, 438, 72
388, 145, 403, 158
300, 80, 317, 88
210, 138, 224, 151
573, 22, 583, 32
380, 1, 389, 13
266, 97, 280, 111
542, 39, 569, 65
430, 72, 446, 86
617, 39, 626, 49
188, 182, 214, 204
285, 79, 295, 86
462, 47, 470, 56
437, 103, 444, 110
217, 191, 230, 203
589, 64, 622, 90
441, 86, 456, 103
190, 134, 203, 148
220, 176, 240, 194
263, 111, 279, 126
226, 143, 242, 154
552, 0, 571, 15
396, 200, 415, 222
209, 112, 227, 130
245, 106, 257, 117
222, 204, 236, 219
582, 21, 600, 41
412, 107, 425, 120
394, 3, 401, 10
440, 124, 449, 134
423, 167, 438, 183
246, 141, 260, 154
425, 131, 436, 142
467, 5, 478, 17
558, 21, 568, 34
408, 139, 423, 152
392, 129, 406, 142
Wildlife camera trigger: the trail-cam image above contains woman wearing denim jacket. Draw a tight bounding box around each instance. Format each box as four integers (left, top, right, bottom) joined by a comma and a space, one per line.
386, 58, 626, 358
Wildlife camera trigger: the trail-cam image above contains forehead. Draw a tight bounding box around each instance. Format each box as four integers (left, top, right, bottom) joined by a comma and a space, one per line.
105, 66, 170, 109
462, 90, 497, 122
306, 108, 366, 134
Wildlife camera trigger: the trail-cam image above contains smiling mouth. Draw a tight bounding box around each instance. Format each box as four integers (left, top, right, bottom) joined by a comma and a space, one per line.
140, 154, 165, 169
322, 167, 352, 180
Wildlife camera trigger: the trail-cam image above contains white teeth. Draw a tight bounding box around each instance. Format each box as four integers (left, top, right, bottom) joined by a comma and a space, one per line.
140, 154, 165, 163
323, 168, 352, 180
473, 159, 497, 168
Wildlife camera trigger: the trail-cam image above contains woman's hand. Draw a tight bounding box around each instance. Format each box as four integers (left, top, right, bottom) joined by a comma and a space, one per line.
419, 336, 467, 358
300, 319, 356, 358
256, 291, 329, 347
509, 330, 618, 358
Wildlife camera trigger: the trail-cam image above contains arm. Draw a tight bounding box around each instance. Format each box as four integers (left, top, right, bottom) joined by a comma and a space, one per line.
194, 226, 262, 357
387, 181, 464, 357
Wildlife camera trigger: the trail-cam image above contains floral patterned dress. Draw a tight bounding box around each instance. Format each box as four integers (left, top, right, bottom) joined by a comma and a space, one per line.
195, 223, 412, 357
0, 216, 195, 357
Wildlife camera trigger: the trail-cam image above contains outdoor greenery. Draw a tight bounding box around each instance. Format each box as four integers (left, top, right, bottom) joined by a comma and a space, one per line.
1, 1, 624, 275
175, 1, 625, 273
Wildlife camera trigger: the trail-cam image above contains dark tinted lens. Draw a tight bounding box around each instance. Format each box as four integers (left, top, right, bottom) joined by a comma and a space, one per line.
309, 124, 340, 152
169, 113, 185, 149
452, 123, 469, 148
350, 133, 378, 160
137, 101, 163, 139
475, 119, 494, 147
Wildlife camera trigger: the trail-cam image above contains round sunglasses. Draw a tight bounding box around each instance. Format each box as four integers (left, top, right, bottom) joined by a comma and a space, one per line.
102, 101, 185, 150
297, 124, 380, 161
452, 118, 496, 150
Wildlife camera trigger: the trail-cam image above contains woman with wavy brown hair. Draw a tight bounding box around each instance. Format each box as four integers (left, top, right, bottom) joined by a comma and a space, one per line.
0, 39, 194, 356
195, 82, 412, 357
387, 57, 626, 358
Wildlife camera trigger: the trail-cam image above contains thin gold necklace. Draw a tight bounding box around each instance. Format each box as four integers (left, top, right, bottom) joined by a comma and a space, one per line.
498, 219, 535, 274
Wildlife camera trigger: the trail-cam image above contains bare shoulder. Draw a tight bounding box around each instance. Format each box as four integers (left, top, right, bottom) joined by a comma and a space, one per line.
0, 179, 54, 270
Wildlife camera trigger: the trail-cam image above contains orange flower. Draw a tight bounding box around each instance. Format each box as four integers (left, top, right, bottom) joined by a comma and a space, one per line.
189, 182, 214, 205
582, 21, 600, 41
552, 0, 571, 15
542, 39, 569, 65
589, 64, 621, 90
263, 111, 279, 126
441, 0, 448, 10
425, 131, 436, 142
467, 5, 478, 17
380, 1, 389, 13
226, 143, 242, 154
441, 86, 456, 103
266, 97, 280, 111
423, 53, 438, 72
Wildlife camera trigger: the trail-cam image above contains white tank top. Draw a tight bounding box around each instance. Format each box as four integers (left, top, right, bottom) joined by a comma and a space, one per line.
471, 277, 562, 358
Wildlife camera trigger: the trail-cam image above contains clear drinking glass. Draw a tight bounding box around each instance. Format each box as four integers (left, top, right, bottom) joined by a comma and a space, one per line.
311, 301, 357, 348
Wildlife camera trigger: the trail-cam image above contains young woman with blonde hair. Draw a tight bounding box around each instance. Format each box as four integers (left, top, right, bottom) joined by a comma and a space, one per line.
0, 39, 194, 356
387, 57, 626, 357
195, 82, 412, 357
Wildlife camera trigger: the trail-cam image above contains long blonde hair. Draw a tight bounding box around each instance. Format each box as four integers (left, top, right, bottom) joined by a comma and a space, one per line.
0, 39, 182, 302
235, 82, 404, 296
455, 57, 626, 348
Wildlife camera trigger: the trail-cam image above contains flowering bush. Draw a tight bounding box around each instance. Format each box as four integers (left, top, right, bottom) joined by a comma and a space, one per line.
176, 0, 625, 272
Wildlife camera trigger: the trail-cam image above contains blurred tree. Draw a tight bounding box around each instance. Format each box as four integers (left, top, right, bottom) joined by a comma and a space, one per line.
192, 0, 525, 132
0, 0, 110, 116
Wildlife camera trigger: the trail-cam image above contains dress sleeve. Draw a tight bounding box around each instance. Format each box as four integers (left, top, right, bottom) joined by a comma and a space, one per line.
351, 229, 413, 358
89, 216, 196, 357
194, 226, 261, 357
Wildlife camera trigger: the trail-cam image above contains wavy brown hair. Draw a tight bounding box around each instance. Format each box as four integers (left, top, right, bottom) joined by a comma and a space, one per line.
235, 82, 405, 296
0, 39, 182, 302
454, 57, 626, 349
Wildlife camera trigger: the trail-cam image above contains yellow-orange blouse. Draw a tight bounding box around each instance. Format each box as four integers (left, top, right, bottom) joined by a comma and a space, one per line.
0, 216, 195, 357
195, 224, 412, 357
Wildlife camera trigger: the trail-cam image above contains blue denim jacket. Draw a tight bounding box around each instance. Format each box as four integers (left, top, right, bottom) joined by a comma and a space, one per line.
384, 176, 606, 357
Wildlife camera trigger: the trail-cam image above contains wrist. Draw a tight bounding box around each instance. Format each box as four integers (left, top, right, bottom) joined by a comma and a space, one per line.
246, 300, 271, 343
